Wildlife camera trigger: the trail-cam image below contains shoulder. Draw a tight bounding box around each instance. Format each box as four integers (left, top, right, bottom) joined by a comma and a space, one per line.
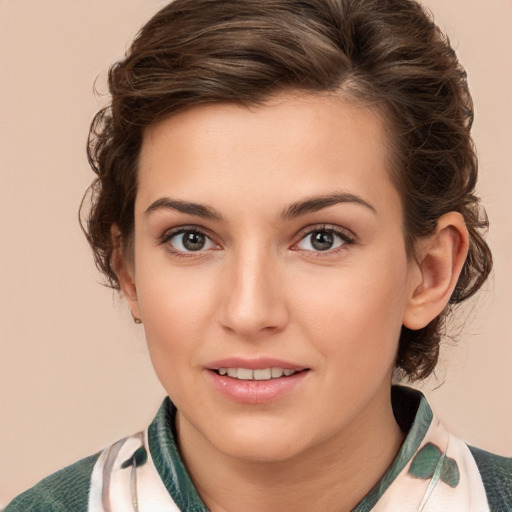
468, 445, 512, 511
4, 452, 100, 512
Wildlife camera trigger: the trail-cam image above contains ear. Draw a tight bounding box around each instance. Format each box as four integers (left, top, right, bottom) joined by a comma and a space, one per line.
403, 212, 469, 330
111, 225, 141, 322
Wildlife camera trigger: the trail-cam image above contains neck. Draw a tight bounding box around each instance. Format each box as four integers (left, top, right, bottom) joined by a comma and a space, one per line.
178, 384, 404, 512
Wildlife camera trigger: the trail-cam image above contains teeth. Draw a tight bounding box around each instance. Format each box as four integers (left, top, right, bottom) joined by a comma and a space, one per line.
271, 368, 284, 378
253, 368, 272, 380
217, 367, 299, 380
237, 368, 253, 380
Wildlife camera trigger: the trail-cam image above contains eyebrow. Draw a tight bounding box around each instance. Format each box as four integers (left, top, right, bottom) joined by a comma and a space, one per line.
145, 198, 224, 221
144, 191, 377, 222
279, 192, 377, 221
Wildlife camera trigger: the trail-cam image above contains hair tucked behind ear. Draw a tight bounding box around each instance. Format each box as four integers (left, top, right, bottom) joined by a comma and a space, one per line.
81, 0, 492, 381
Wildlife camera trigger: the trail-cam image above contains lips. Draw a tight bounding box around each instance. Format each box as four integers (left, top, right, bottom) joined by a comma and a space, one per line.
205, 358, 310, 404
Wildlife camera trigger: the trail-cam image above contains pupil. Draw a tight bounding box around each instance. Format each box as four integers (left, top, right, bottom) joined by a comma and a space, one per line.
312, 231, 333, 251
183, 232, 205, 251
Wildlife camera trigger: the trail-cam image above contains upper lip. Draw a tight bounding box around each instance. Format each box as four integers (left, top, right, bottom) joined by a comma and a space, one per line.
205, 357, 309, 371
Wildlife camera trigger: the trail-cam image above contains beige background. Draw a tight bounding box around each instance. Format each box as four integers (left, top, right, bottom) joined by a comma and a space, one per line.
1, 0, 511, 505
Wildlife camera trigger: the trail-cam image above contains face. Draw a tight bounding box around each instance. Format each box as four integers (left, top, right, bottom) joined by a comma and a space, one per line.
124, 93, 420, 463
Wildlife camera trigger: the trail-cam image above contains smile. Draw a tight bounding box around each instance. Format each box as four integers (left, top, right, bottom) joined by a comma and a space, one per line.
216, 368, 299, 380
207, 363, 310, 403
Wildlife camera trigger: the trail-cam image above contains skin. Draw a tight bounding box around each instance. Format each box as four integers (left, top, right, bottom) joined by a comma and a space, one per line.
117, 92, 468, 512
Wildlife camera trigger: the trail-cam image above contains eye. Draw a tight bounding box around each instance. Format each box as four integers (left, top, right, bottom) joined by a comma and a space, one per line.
163, 228, 217, 253
295, 226, 353, 252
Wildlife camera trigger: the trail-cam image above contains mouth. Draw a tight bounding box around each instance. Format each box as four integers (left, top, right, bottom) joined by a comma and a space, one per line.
206, 361, 310, 403
212, 367, 308, 381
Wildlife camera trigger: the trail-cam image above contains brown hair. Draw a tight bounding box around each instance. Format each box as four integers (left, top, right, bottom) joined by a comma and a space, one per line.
82, 0, 492, 381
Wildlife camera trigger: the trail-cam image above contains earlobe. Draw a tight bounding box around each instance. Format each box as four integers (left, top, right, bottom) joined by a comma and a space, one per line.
403, 212, 469, 330
111, 225, 141, 321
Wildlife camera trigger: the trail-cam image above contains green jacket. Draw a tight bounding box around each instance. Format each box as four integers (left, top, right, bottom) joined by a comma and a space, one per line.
6, 387, 512, 511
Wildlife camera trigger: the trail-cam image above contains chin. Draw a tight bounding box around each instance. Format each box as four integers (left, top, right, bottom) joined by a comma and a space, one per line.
220, 437, 307, 463
205, 418, 317, 463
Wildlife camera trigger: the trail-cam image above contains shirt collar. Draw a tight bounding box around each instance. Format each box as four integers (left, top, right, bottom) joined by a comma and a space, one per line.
352, 386, 433, 510
148, 385, 432, 511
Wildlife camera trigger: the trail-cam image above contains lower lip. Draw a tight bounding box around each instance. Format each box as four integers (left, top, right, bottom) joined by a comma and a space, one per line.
206, 370, 309, 404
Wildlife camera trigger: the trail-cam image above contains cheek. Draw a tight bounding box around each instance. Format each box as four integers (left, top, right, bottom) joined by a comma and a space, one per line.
290, 249, 410, 359
137, 249, 216, 315
134, 261, 217, 366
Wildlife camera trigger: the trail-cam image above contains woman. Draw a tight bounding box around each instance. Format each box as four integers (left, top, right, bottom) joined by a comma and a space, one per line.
5, 0, 511, 510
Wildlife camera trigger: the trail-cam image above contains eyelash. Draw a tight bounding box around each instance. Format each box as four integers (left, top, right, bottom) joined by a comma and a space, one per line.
159, 224, 355, 258
294, 224, 355, 255
160, 227, 218, 258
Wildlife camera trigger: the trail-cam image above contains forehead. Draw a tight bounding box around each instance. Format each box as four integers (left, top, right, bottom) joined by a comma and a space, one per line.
137, 92, 400, 221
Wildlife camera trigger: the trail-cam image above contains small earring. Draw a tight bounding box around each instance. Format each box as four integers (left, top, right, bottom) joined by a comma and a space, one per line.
133, 316, 142, 324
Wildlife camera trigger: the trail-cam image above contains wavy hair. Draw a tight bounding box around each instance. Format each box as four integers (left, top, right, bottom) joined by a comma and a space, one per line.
82, 0, 492, 380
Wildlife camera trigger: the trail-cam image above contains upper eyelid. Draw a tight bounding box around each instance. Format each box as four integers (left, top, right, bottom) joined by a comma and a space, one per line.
159, 223, 356, 248
295, 224, 356, 241
160, 225, 216, 242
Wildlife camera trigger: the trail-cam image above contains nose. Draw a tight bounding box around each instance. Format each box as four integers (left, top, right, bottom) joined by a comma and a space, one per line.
217, 246, 289, 340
